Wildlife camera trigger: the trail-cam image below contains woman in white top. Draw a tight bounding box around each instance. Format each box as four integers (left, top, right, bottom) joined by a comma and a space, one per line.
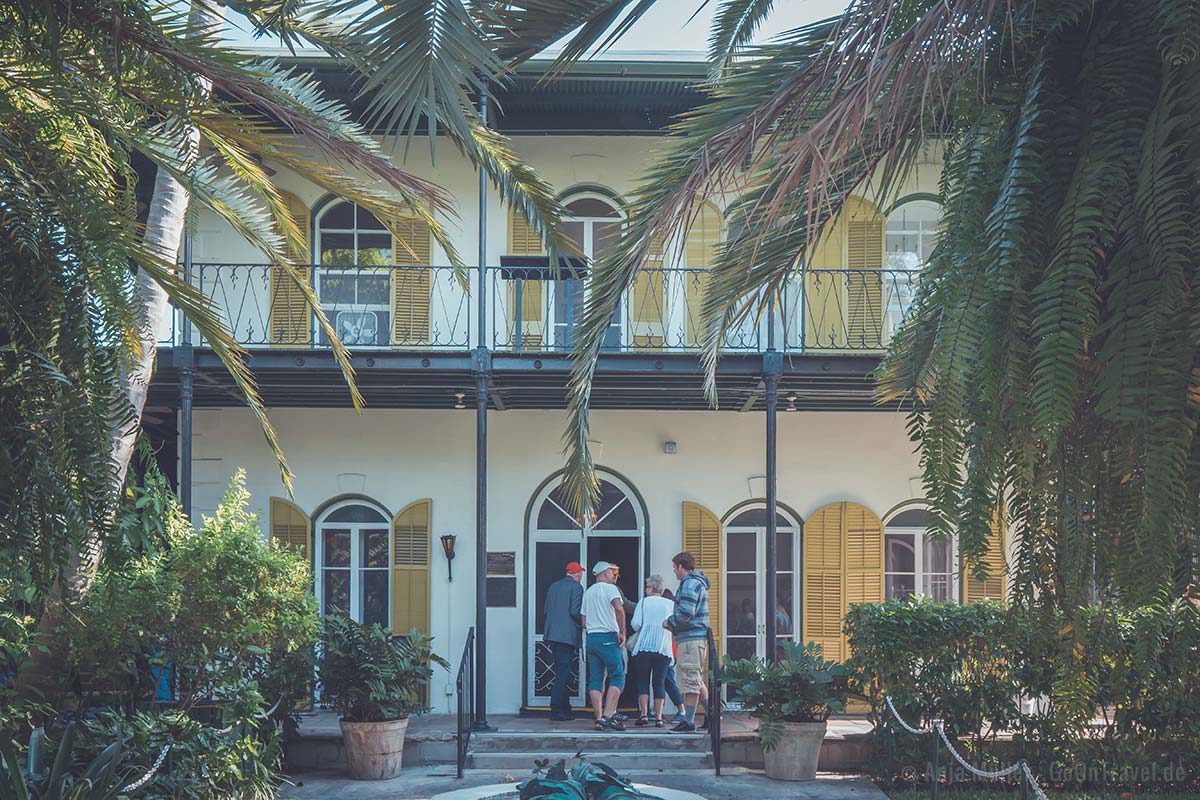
630, 574, 674, 727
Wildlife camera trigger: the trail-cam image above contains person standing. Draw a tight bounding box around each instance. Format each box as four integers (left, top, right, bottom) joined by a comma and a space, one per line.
630, 574, 674, 727
663, 551, 710, 733
661, 587, 687, 723
543, 561, 585, 722
582, 561, 627, 731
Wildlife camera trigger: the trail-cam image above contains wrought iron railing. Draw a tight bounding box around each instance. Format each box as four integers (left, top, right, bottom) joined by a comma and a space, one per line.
161, 263, 917, 355
707, 627, 722, 776
455, 626, 476, 779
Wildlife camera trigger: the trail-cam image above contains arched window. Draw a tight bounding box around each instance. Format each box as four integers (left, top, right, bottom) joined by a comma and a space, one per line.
883, 199, 941, 341
314, 200, 392, 345
724, 503, 802, 663
884, 505, 957, 601
315, 499, 391, 626
554, 193, 624, 350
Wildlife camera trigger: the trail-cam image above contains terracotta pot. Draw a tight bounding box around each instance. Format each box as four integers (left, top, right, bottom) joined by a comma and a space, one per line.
339, 717, 409, 780
761, 720, 827, 781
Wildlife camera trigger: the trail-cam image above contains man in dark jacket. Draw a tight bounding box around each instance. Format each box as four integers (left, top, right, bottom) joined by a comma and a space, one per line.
543, 561, 585, 721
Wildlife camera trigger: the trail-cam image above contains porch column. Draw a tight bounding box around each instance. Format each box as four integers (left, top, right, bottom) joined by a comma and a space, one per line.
764, 299, 782, 662
179, 233, 194, 520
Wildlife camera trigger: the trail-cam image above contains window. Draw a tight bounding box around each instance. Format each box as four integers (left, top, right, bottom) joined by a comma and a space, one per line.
316, 500, 391, 627
554, 195, 623, 350
884, 506, 958, 601
315, 200, 392, 346
883, 199, 940, 341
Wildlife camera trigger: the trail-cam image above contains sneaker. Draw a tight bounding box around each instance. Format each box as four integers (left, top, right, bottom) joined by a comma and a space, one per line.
670, 721, 696, 733
612, 712, 628, 723
669, 712, 686, 724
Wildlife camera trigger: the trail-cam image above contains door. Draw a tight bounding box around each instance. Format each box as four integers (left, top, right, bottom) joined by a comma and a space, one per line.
723, 506, 800, 665
315, 500, 392, 627
552, 195, 623, 351
526, 473, 646, 711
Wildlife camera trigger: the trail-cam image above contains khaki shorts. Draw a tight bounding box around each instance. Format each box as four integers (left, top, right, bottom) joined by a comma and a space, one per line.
675, 639, 708, 694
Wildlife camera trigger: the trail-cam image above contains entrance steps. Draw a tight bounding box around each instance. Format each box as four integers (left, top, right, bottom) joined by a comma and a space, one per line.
465, 729, 712, 772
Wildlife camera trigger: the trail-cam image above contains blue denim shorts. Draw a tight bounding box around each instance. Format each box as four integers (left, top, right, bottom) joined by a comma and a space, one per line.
585, 632, 626, 692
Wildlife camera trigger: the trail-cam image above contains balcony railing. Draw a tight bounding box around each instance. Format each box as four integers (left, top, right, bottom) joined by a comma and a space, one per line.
162, 263, 918, 355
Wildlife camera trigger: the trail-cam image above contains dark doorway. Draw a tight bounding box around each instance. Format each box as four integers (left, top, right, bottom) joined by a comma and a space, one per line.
585, 535, 642, 710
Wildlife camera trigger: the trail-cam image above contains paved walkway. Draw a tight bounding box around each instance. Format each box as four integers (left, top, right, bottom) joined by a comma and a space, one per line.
282, 766, 889, 800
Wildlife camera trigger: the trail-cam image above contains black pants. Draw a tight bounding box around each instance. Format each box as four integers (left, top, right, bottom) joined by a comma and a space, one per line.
548, 641, 577, 715
634, 652, 670, 703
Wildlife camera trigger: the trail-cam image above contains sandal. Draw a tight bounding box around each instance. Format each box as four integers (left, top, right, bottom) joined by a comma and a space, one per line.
634, 716, 650, 727
594, 719, 605, 730
601, 715, 626, 732
654, 718, 665, 728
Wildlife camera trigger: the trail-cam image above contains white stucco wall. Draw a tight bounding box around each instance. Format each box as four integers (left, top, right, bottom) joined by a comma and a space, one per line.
189, 405, 922, 713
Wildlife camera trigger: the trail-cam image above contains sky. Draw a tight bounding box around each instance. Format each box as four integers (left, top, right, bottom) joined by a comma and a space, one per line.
222, 0, 851, 58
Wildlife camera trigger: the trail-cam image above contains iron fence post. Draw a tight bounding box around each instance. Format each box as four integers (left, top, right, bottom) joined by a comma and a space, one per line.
931, 727, 940, 800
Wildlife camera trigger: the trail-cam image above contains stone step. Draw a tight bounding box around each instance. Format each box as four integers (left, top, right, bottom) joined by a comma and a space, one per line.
469, 731, 710, 753
466, 750, 713, 772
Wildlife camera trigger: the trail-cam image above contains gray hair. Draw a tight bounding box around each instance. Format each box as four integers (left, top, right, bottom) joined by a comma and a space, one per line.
645, 574, 664, 593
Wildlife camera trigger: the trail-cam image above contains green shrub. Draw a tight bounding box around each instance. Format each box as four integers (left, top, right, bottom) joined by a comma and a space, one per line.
319, 615, 446, 722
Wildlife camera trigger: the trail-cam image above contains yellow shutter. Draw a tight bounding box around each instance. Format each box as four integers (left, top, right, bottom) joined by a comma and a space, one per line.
508, 209, 545, 348
269, 190, 312, 346
681, 502, 723, 653
964, 511, 1007, 603
392, 499, 432, 636
684, 203, 722, 346
631, 232, 666, 349
269, 497, 311, 563
845, 216, 885, 349
803, 501, 884, 661
392, 216, 432, 345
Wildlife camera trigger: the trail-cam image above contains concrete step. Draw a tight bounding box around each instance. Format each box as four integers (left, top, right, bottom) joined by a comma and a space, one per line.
465, 750, 713, 771
469, 730, 710, 753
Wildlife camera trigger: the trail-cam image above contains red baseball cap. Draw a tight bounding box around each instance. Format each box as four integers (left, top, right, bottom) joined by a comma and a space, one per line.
566, 561, 584, 575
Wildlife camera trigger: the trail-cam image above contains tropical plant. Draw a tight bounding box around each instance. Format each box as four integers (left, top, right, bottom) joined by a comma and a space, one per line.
2, 722, 133, 800
319, 615, 447, 723
723, 640, 851, 750
548, 0, 1200, 618
519, 757, 654, 800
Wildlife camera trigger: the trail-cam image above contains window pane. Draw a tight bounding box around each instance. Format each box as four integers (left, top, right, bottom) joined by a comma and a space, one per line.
333, 311, 381, 346
325, 503, 387, 524
358, 273, 390, 305
321, 201, 354, 229
361, 570, 389, 627
924, 535, 953, 574
776, 531, 793, 569
726, 531, 756, 572
565, 198, 619, 218
885, 533, 916, 573
885, 574, 915, 599
727, 508, 792, 528
362, 528, 389, 568
536, 494, 578, 530
324, 568, 350, 615
357, 234, 392, 266
726, 636, 756, 662
357, 205, 387, 230
594, 221, 621, 260
320, 271, 355, 304
560, 221, 585, 254
320, 234, 356, 266
726, 573, 757, 635
775, 574, 794, 636
323, 528, 351, 567
592, 481, 636, 529
924, 573, 952, 602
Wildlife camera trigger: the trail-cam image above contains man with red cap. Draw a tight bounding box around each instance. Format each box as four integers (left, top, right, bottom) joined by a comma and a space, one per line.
543, 560, 585, 721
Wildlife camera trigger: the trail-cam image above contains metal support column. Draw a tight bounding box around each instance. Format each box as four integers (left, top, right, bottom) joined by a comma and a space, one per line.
179, 233, 195, 520
764, 299, 782, 662
473, 85, 494, 731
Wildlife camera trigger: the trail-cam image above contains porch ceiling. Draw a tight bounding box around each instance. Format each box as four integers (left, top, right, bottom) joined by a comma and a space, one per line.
150, 349, 903, 413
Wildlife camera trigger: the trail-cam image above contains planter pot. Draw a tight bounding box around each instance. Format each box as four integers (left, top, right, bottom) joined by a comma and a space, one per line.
339, 717, 409, 780
761, 720, 827, 781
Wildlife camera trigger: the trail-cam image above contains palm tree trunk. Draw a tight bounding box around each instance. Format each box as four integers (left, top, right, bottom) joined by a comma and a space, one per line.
18, 2, 222, 706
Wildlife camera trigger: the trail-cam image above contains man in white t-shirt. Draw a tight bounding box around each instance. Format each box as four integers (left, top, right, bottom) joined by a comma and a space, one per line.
581, 561, 627, 731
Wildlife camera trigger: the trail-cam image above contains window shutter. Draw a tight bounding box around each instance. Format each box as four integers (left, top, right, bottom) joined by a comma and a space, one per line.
269, 190, 312, 346
508, 210, 545, 348
964, 511, 1007, 603
392, 499, 432, 636
681, 502, 723, 653
683, 203, 721, 346
803, 501, 883, 661
392, 217, 433, 345
845, 217, 885, 349
631, 232, 666, 349
269, 497, 311, 564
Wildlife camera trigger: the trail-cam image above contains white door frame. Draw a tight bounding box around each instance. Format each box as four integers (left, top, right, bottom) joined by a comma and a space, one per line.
313, 498, 393, 628
722, 507, 802, 661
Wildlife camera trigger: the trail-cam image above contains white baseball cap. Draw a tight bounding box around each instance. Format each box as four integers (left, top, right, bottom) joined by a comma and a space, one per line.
592, 561, 616, 576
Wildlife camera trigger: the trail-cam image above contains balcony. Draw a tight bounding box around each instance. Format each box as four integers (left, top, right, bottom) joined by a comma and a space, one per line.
163, 263, 918, 355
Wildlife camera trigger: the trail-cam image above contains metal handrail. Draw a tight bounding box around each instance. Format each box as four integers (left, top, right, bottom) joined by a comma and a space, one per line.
707, 627, 722, 776
455, 626, 476, 779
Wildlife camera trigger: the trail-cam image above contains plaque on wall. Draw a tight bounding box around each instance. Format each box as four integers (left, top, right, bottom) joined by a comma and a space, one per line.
487, 551, 515, 576
486, 551, 517, 607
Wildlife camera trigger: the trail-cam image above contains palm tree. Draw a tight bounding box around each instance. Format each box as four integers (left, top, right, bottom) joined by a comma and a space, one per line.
542, 0, 1200, 609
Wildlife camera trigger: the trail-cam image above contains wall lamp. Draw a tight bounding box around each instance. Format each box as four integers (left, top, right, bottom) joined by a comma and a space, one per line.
440, 534, 457, 581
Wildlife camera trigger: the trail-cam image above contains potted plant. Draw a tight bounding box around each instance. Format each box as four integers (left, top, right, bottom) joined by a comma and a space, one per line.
723, 640, 851, 781
318, 615, 447, 780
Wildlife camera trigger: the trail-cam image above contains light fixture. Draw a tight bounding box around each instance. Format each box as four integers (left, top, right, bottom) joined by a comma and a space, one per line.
454, 392, 465, 409
786, 393, 797, 412
440, 534, 457, 581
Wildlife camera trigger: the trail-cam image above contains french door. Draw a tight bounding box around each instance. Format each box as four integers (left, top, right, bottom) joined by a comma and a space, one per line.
723, 509, 800, 664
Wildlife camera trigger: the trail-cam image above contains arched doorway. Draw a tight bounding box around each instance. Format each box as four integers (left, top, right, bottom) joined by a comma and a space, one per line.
314, 498, 392, 627
722, 503, 803, 663
524, 470, 647, 711
552, 192, 625, 350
